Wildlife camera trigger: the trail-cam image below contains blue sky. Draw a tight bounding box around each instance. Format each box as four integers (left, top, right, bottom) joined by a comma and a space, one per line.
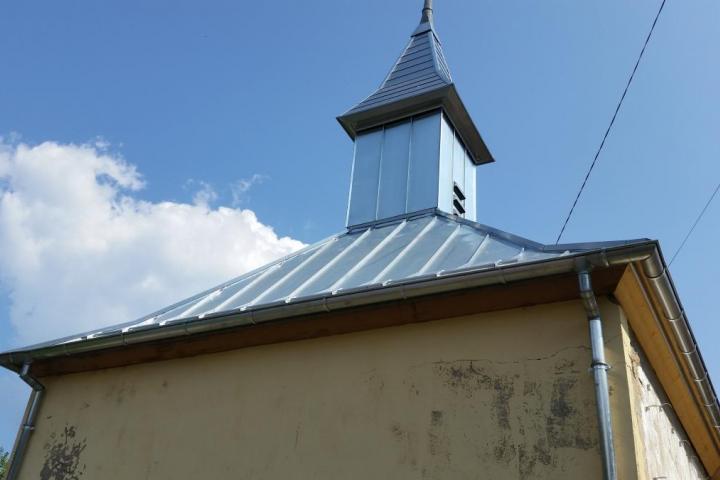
1, 0, 719, 450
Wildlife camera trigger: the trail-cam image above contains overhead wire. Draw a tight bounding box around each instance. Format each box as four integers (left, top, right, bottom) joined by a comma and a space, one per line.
555, 0, 668, 244
668, 182, 720, 267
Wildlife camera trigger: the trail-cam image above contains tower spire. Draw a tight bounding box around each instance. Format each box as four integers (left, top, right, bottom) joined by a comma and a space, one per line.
337, 0, 495, 226
421, 0, 433, 24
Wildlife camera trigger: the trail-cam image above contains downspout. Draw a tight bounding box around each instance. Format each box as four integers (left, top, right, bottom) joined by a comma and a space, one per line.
578, 269, 617, 480
6, 363, 44, 480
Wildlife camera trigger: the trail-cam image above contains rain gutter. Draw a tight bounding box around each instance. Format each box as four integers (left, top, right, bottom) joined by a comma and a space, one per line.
6, 363, 44, 480
639, 250, 720, 437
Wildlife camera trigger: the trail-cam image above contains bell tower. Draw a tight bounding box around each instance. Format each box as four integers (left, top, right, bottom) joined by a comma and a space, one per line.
338, 0, 495, 227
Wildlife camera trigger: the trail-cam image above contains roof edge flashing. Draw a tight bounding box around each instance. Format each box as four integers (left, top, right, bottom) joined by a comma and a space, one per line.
346, 208, 437, 231
337, 85, 494, 165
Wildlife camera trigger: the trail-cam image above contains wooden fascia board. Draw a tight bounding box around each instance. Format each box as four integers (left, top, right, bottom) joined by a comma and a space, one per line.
615, 264, 720, 475
30, 267, 624, 378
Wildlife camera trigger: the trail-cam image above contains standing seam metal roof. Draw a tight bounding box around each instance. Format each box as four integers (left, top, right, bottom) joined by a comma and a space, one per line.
14, 211, 646, 351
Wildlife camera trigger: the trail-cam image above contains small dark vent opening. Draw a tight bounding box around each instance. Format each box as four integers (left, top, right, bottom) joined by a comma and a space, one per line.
453, 183, 466, 201
453, 182, 466, 217
453, 198, 466, 214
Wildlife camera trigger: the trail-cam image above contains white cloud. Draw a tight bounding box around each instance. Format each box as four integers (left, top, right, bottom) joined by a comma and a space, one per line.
231, 173, 268, 206
0, 139, 305, 345
185, 179, 219, 207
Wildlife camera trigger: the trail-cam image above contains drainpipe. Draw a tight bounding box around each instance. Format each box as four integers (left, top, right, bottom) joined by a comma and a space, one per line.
578, 269, 617, 480
6, 363, 44, 480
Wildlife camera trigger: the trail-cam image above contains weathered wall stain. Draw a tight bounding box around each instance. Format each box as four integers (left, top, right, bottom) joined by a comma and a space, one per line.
427, 410, 449, 459
430, 410, 443, 427
363, 369, 385, 399
493, 435, 517, 465
517, 439, 553, 477
516, 380, 555, 476
492, 377, 515, 430
424, 409, 452, 479
294, 424, 301, 451
627, 332, 707, 479
22, 302, 608, 479
390, 423, 419, 468
103, 380, 136, 406
40, 425, 87, 480
411, 347, 598, 478
546, 377, 595, 450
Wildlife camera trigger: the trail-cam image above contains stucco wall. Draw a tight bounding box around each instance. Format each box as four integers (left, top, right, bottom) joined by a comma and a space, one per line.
625, 329, 707, 479
17, 300, 633, 480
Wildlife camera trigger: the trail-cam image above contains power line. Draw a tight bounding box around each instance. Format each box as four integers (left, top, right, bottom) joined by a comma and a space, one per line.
668, 182, 720, 267
555, 0, 668, 244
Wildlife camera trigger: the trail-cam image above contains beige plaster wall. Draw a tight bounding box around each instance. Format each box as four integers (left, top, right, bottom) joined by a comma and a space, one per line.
17, 299, 638, 480
625, 326, 707, 479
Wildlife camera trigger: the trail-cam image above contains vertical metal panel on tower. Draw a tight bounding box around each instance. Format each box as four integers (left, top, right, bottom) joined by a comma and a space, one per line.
346, 110, 476, 226
377, 121, 412, 219
438, 114, 455, 214
347, 129, 383, 226
440, 113, 476, 221
452, 128, 465, 194
407, 113, 441, 213
464, 149, 477, 220
347, 111, 443, 226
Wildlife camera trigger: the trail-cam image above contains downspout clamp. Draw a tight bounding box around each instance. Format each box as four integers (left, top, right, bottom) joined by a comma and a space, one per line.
6, 363, 45, 480
578, 269, 617, 480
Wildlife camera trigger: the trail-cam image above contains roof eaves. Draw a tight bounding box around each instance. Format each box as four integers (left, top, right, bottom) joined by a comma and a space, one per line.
0, 240, 658, 371
8, 233, 340, 354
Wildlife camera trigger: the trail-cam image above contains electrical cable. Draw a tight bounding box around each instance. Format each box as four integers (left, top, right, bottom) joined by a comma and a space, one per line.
555, 0, 668, 244
668, 181, 720, 266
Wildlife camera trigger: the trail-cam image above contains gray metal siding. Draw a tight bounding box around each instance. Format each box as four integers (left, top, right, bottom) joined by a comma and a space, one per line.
406, 113, 441, 213
347, 129, 383, 226
438, 115, 455, 214
347, 112, 443, 226
377, 121, 412, 219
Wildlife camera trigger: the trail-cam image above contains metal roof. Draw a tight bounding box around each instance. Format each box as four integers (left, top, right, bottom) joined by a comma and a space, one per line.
336, 5, 495, 165
343, 25, 452, 116
8, 211, 645, 353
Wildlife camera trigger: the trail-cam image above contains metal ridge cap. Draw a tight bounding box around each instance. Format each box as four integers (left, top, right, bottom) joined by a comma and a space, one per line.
543, 238, 654, 253
0, 243, 656, 370
418, 212, 653, 255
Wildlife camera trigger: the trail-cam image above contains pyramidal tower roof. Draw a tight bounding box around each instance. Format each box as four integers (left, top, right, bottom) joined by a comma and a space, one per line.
344, 1, 452, 115
338, 0, 494, 165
